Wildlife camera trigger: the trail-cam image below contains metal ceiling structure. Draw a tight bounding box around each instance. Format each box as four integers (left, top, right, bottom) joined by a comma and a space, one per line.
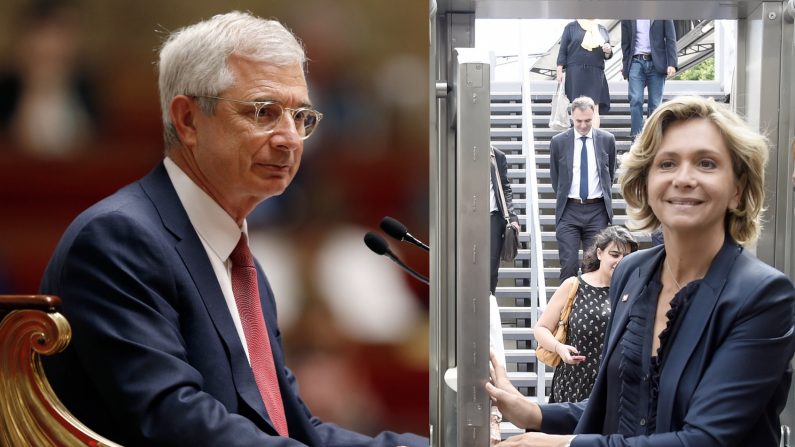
436, 0, 769, 19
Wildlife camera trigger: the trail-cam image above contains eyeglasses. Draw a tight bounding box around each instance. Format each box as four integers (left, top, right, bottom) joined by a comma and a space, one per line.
194, 95, 323, 140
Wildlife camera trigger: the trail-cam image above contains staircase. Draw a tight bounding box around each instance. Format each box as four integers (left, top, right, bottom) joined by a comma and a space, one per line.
489, 79, 727, 436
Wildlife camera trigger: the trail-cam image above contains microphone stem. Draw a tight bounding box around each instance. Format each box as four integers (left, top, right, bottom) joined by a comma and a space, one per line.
405, 233, 430, 252
386, 252, 429, 285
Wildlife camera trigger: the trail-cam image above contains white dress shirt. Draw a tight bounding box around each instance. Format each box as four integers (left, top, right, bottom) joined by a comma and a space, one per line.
163, 157, 253, 362
568, 130, 602, 200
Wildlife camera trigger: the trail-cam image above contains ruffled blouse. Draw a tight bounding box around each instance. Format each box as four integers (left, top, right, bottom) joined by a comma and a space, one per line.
603, 261, 700, 435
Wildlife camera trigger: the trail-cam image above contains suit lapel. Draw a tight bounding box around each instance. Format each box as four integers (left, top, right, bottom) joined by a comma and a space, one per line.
175, 238, 274, 428
656, 239, 743, 430
565, 129, 576, 187
140, 163, 273, 429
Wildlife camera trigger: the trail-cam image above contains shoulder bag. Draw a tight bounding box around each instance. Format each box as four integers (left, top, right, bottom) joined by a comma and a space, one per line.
491, 148, 519, 262
535, 277, 580, 368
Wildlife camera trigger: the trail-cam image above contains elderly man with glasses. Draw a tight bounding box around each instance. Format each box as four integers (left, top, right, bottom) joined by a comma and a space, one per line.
39, 11, 427, 447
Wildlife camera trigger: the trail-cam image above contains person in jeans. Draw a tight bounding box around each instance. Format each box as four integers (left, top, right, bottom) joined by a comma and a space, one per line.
621, 20, 678, 140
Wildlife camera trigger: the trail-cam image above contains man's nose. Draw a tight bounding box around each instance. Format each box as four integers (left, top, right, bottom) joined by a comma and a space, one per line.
271, 113, 302, 150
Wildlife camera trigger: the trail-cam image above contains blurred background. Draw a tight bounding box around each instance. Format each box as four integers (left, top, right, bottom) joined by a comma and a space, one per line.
0, 0, 429, 437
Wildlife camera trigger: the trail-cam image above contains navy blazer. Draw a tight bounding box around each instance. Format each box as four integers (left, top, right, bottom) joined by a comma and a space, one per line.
549, 128, 616, 224
540, 239, 795, 446
621, 20, 678, 78
40, 162, 427, 447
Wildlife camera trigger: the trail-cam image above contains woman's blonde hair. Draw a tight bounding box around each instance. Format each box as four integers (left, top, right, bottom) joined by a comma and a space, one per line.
619, 96, 768, 245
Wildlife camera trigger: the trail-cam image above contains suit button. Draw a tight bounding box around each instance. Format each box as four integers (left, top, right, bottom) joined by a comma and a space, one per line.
639, 418, 647, 426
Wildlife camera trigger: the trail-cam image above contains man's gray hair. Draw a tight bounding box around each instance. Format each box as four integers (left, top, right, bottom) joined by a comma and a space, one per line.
571, 96, 596, 113
157, 11, 306, 147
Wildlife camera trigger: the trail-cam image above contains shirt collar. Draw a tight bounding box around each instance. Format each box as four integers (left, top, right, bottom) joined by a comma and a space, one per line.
576, 129, 594, 140
163, 157, 246, 262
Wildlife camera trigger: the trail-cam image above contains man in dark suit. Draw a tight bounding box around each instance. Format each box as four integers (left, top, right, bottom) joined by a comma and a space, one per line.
549, 96, 616, 281
621, 20, 678, 139
489, 146, 519, 295
39, 11, 426, 447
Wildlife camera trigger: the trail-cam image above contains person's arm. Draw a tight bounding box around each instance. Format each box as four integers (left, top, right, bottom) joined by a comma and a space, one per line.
663, 20, 678, 76
620, 21, 632, 79
497, 151, 519, 227
599, 26, 613, 60
488, 350, 587, 438
534, 278, 583, 364
607, 133, 617, 182
493, 433, 575, 447
556, 25, 570, 82
486, 352, 542, 430
549, 136, 561, 195
601, 43, 613, 60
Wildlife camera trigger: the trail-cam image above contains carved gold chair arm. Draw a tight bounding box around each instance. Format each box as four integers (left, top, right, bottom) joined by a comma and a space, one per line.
0, 295, 122, 447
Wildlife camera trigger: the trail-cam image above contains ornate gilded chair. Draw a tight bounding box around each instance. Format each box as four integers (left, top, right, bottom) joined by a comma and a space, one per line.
0, 295, 121, 447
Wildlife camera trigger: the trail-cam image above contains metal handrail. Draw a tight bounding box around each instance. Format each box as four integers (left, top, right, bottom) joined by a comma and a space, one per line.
518, 21, 549, 401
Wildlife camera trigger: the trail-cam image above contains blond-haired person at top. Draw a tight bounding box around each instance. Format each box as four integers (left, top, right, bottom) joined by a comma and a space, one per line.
555, 20, 613, 128
487, 96, 795, 447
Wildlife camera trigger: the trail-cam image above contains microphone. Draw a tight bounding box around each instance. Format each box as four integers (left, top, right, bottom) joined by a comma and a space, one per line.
363, 232, 429, 285
379, 216, 429, 252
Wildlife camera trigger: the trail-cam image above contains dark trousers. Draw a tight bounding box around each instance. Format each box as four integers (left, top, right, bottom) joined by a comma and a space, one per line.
556, 201, 609, 280
490, 212, 506, 294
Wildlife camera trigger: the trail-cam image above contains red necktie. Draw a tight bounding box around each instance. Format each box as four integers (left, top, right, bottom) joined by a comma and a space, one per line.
230, 234, 289, 436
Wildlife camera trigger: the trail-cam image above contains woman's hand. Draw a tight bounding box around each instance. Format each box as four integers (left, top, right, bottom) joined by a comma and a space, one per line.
497, 433, 575, 447
556, 343, 586, 365
486, 351, 541, 430
601, 42, 612, 54
556, 66, 564, 83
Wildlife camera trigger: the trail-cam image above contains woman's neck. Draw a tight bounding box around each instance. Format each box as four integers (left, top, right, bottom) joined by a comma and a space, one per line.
582, 269, 611, 287
662, 229, 725, 288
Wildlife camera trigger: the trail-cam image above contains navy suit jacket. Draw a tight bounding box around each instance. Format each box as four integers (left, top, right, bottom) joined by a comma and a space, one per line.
621, 20, 678, 78
549, 128, 616, 224
40, 162, 427, 447
540, 239, 795, 446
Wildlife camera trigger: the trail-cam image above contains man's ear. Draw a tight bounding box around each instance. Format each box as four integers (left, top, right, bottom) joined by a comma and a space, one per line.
170, 95, 198, 149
